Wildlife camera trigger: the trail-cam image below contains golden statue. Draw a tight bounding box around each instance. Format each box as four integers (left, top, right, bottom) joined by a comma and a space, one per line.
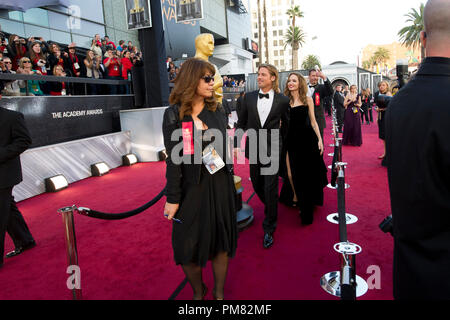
194, 33, 223, 103
131, 0, 144, 13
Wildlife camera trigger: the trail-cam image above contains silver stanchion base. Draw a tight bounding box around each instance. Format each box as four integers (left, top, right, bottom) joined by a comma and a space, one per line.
237, 203, 254, 231
327, 183, 350, 190
320, 271, 368, 298
326, 213, 358, 225
328, 165, 333, 170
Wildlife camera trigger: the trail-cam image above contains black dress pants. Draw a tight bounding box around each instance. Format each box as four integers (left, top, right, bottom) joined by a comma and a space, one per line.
250, 164, 279, 234
0, 187, 34, 264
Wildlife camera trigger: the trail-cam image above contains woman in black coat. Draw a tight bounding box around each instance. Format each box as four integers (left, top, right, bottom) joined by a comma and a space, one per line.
162, 58, 237, 300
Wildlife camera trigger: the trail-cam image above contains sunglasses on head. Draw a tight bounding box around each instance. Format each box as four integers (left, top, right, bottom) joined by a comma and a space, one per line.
202, 75, 214, 83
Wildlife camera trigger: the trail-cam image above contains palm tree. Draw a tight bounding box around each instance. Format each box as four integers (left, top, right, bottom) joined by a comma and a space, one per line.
263, 0, 269, 64
302, 54, 321, 71
286, 5, 304, 28
257, 0, 263, 66
373, 47, 391, 75
285, 26, 306, 70
398, 3, 425, 61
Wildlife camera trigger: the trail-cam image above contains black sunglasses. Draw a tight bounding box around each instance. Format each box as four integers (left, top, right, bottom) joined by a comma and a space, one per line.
202, 75, 214, 83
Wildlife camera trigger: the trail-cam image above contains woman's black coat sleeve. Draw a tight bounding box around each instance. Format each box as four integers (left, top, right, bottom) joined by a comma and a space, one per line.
162, 106, 183, 204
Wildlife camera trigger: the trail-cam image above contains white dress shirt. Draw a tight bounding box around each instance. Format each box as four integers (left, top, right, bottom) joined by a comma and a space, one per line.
307, 84, 316, 98
257, 89, 274, 127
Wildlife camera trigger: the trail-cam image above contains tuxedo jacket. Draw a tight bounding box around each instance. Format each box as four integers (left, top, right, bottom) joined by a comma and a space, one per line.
162, 104, 233, 204
333, 91, 345, 112
234, 90, 290, 160
0, 107, 32, 189
386, 57, 450, 299
310, 79, 334, 132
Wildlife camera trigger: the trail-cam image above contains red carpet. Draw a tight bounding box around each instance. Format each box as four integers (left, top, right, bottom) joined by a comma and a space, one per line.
0, 117, 393, 300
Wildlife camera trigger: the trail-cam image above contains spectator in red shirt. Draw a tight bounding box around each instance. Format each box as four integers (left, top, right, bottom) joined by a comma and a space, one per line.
121, 50, 133, 94
104, 36, 116, 50
104, 48, 122, 94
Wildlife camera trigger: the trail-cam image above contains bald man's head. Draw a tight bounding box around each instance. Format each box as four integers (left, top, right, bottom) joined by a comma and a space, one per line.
424, 0, 450, 39
422, 0, 450, 57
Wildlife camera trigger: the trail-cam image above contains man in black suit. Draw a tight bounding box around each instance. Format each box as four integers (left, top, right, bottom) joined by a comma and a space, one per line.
234, 64, 290, 249
333, 85, 345, 133
0, 104, 35, 268
307, 69, 334, 142
385, 0, 450, 300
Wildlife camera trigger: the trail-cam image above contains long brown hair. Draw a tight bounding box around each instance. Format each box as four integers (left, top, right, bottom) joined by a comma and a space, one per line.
284, 72, 308, 105
28, 42, 46, 62
169, 58, 217, 120
258, 63, 280, 94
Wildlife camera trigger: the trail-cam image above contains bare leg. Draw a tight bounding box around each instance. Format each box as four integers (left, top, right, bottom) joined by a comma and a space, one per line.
379, 141, 386, 159
286, 152, 298, 203
181, 263, 204, 300
212, 251, 229, 300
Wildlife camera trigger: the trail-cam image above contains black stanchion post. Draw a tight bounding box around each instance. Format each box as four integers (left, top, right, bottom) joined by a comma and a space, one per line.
336, 163, 348, 242
58, 206, 82, 300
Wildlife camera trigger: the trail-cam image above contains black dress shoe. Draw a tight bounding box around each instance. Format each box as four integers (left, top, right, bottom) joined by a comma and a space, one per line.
6, 240, 36, 258
263, 233, 274, 249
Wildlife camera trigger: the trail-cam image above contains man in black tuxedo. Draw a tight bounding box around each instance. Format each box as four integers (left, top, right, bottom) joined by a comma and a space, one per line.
333, 85, 345, 133
307, 69, 334, 142
385, 0, 450, 300
234, 64, 290, 249
0, 104, 35, 268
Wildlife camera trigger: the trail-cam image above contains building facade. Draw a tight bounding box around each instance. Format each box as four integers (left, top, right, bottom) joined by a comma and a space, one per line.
250, 0, 300, 72
0, 0, 139, 50
162, 0, 254, 76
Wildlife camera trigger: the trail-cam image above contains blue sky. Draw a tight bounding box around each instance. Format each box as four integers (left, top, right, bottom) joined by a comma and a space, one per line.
292, 0, 425, 65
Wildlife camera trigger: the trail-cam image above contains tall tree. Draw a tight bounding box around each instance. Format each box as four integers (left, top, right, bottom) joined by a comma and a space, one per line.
263, 0, 269, 64
286, 5, 304, 28
257, 0, 263, 66
373, 47, 391, 75
398, 3, 425, 61
285, 26, 306, 71
302, 54, 321, 71
373, 47, 391, 66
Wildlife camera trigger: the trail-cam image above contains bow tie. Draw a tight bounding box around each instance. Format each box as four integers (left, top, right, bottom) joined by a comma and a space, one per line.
309, 85, 317, 88
259, 93, 270, 99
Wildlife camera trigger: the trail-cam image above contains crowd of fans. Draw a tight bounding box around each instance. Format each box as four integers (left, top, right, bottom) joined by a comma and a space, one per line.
0, 30, 143, 96
223, 76, 245, 88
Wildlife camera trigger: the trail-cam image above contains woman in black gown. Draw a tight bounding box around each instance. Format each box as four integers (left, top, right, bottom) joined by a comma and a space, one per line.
279, 73, 328, 225
343, 85, 363, 146
373, 80, 391, 160
162, 58, 237, 300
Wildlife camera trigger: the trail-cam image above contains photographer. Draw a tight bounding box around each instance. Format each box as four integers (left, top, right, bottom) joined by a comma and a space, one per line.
103, 48, 122, 94
90, 38, 103, 58
121, 50, 133, 94
385, 0, 450, 300
27, 41, 50, 94
47, 43, 69, 76
65, 43, 84, 95
6, 35, 27, 71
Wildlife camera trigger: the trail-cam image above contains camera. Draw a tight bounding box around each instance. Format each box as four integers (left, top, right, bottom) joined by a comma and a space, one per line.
379, 215, 393, 236
376, 94, 393, 109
